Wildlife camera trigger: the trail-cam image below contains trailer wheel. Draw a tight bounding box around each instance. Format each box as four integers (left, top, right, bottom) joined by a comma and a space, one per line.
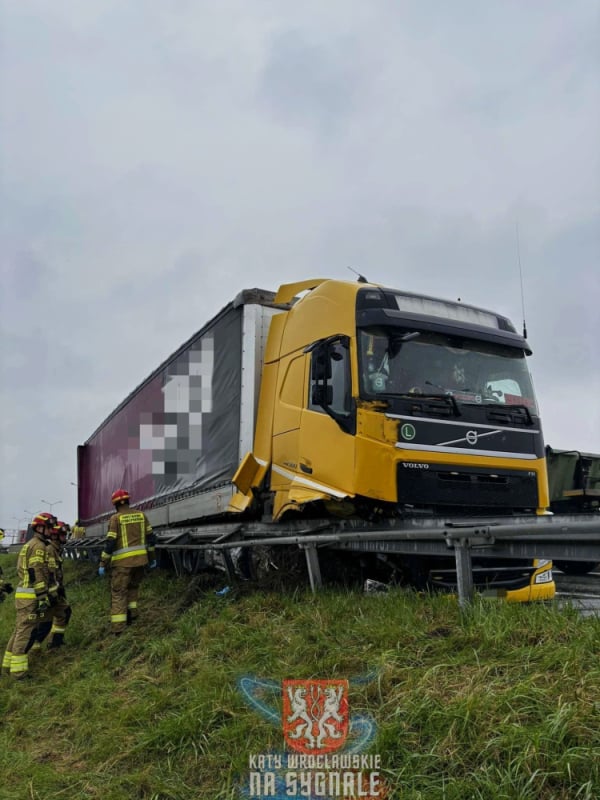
554, 560, 599, 575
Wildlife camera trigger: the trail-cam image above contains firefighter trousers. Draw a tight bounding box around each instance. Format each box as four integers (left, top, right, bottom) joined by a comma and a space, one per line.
37, 597, 72, 647
110, 565, 145, 633
2, 602, 40, 678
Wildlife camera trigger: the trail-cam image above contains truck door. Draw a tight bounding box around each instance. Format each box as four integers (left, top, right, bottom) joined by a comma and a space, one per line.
271, 352, 307, 491
298, 337, 356, 497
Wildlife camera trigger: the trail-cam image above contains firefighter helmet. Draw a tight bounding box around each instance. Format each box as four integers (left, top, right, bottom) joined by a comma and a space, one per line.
32, 513, 51, 529
38, 511, 57, 526
52, 521, 69, 537
111, 489, 130, 505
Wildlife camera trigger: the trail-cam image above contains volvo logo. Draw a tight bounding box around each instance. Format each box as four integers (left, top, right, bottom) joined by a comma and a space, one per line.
466, 430, 478, 445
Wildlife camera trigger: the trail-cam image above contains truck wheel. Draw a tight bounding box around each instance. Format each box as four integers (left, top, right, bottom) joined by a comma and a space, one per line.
554, 560, 599, 575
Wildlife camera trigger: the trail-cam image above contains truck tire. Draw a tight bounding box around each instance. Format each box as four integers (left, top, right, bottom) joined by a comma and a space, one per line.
554, 560, 599, 575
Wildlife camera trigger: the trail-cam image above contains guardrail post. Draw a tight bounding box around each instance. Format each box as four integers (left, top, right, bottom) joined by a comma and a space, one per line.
302, 544, 323, 593
453, 538, 474, 609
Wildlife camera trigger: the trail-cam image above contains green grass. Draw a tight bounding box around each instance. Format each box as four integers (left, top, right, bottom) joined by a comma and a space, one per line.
0, 553, 599, 800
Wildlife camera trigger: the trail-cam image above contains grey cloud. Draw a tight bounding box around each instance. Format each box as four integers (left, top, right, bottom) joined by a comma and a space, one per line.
259, 30, 366, 133
0, 0, 599, 526
526, 217, 599, 381
0, 329, 95, 398
1, 249, 49, 301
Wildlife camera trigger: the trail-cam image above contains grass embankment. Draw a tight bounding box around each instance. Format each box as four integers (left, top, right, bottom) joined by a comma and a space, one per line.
0, 553, 598, 800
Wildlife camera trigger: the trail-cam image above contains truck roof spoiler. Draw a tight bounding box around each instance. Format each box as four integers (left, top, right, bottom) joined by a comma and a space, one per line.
274, 279, 328, 306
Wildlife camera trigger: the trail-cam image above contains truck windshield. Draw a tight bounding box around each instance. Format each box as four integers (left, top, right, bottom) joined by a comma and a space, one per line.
358, 329, 538, 413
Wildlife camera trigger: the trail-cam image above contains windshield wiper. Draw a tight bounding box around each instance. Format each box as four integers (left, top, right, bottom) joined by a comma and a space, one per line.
399, 392, 461, 416
481, 403, 533, 424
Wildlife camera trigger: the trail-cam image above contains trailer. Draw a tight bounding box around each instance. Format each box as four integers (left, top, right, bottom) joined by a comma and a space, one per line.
76, 288, 279, 537
546, 447, 600, 574
68, 278, 600, 600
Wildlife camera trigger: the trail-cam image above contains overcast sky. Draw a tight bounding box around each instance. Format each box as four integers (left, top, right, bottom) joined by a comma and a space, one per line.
1, 1, 599, 534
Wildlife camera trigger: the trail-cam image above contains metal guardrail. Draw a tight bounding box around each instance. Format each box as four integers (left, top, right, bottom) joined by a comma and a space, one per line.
61, 515, 600, 608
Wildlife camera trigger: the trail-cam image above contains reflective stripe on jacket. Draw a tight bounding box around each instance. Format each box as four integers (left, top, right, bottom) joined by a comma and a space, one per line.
15, 533, 50, 608
101, 509, 155, 568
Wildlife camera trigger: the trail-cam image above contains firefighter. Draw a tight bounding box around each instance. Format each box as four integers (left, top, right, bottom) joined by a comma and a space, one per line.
1, 514, 54, 679
71, 519, 86, 539
36, 521, 72, 649
27, 512, 59, 653
98, 489, 157, 634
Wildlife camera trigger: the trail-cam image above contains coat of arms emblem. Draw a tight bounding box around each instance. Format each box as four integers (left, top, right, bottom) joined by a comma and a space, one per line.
282, 679, 349, 755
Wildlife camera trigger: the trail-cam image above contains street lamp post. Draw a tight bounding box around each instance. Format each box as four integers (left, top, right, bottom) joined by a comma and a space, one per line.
40, 499, 62, 514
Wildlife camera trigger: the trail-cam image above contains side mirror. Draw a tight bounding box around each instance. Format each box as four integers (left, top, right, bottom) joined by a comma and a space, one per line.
311, 351, 332, 380
312, 384, 333, 407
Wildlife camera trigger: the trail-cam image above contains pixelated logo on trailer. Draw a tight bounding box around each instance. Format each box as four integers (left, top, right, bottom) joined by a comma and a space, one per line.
282, 679, 349, 755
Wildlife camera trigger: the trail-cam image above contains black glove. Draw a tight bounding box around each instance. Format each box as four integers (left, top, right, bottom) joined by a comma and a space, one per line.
58, 585, 67, 600
4, 583, 13, 594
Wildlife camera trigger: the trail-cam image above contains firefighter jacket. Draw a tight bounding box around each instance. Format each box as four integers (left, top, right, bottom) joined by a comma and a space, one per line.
71, 524, 86, 539
48, 540, 66, 598
100, 507, 155, 569
15, 531, 53, 609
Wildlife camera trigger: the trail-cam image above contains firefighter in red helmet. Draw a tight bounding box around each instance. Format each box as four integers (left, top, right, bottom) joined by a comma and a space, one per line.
98, 489, 156, 634
1, 514, 55, 679
35, 521, 72, 649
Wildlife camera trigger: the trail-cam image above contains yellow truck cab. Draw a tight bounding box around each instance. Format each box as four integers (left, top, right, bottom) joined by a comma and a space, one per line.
230, 278, 554, 601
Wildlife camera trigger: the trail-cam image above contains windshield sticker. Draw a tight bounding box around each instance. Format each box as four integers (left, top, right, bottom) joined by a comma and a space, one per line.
504, 394, 535, 409
449, 392, 482, 404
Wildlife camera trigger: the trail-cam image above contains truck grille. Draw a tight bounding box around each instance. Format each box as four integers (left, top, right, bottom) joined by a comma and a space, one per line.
397, 463, 539, 511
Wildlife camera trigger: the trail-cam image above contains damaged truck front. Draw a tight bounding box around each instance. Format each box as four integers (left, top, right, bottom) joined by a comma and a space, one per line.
73, 278, 557, 601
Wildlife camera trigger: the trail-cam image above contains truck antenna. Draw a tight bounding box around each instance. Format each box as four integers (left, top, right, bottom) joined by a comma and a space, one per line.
347, 266, 368, 283
515, 221, 528, 339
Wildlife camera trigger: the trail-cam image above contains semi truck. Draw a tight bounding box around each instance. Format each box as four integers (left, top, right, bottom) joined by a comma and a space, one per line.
71, 277, 597, 600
